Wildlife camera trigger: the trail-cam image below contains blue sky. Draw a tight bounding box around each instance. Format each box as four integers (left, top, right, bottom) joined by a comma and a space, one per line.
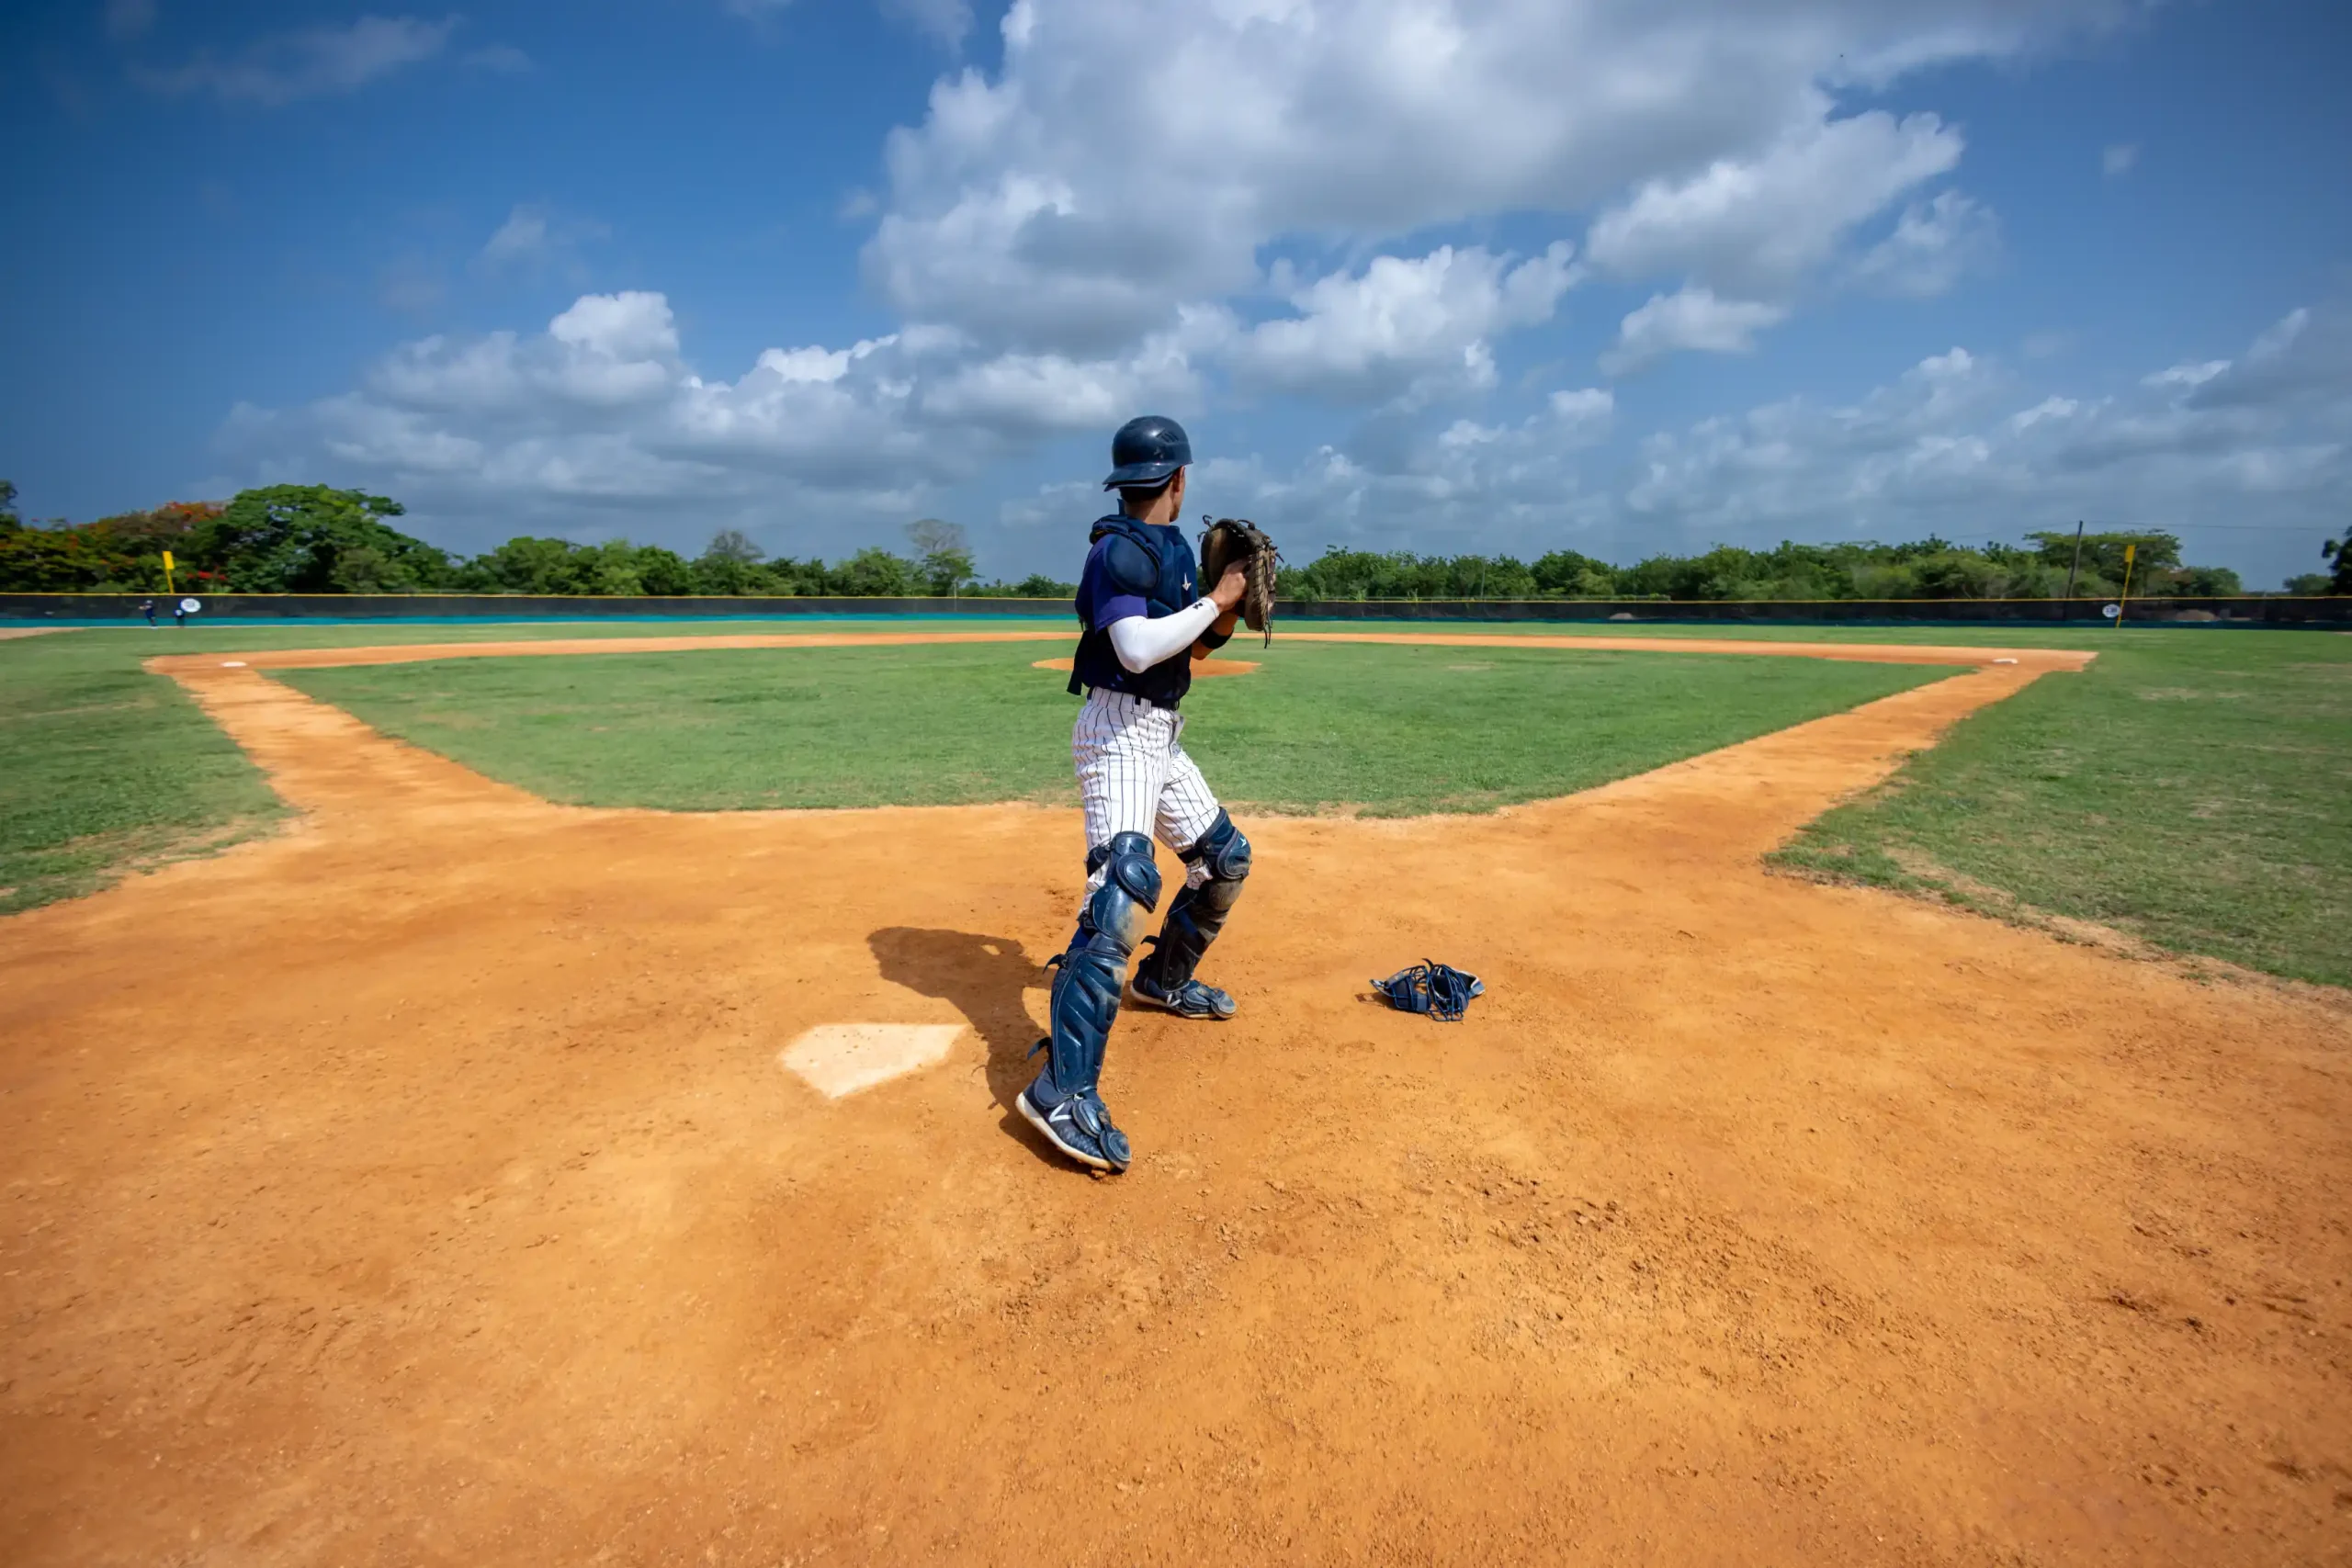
4, 0, 2346, 586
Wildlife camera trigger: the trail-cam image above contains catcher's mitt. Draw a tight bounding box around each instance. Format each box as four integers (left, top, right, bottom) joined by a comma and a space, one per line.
1199, 516, 1281, 647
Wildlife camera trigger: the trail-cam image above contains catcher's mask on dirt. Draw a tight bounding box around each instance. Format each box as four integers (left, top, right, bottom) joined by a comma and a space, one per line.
1102, 414, 1193, 491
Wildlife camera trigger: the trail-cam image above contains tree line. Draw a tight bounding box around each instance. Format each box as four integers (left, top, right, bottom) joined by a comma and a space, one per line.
1284, 535, 2285, 603
0, 483, 1066, 599
2, 480, 2344, 600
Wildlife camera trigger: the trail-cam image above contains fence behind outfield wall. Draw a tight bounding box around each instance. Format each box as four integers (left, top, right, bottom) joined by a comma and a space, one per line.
3, 592, 2346, 626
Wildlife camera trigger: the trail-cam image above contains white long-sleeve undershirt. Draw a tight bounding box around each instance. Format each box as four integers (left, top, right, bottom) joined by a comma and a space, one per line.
1108, 598, 1221, 672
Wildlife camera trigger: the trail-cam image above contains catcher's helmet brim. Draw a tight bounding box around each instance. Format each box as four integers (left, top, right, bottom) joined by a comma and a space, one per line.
1101, 460, 1183, 490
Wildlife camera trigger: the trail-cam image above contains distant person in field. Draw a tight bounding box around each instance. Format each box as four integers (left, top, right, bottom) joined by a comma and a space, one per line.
139, 599, 156, 627
173, 601, 187, 628
1015, 414, 1255, 1176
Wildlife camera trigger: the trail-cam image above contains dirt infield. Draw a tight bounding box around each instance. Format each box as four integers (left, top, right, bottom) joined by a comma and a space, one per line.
4, 637, 2347, 1565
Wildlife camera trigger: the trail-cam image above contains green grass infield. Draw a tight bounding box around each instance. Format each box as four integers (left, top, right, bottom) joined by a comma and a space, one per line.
276, 637, 1952, 816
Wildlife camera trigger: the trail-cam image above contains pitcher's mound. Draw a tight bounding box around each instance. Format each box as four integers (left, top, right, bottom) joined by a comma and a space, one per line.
1032, 657, 1260, 677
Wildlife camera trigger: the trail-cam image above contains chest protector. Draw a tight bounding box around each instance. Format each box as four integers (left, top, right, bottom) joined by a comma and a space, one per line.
1069, 514, 1199, 709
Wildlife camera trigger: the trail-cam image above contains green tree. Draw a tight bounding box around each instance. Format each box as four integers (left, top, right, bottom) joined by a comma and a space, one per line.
456, 536, 588, 594
1909, 550, 2003, 599
0, 525, 136, 590
2284, 571, 2333, 595
0, 493, 234, 592
581, 540, 646, 596
2027, 530, 2183, 586
688, 553, 769, 595
193, 485, 451, 593
689, 530, 777, 594
906, 518, 976, 595
632, 546, 695, 596
834, 547, 915, 595
766, 556, 832, 595
704, 527, 765, 564
1531, 549, 1618, 597
2324, 528, 2352, 594
329, 544, 409, 593
2166, 565, 2243, 596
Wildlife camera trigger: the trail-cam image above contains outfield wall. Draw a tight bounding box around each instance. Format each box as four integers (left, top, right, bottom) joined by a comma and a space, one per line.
4, 591, 2346, 626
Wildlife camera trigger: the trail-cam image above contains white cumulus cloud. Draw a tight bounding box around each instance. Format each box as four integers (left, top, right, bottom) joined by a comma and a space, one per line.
1849, 190, 2002, 298
1601, 288, 1789, 375
865, 0, 2135, 355
1180, 302, 2350, 578
2009, 396, 2080, 431
477, 203, 610, 276
1178, 381, 1622, 552
222, 0, 2279, 569
1617, 306, 2352, 554
1229, 243, 1578, 404
1586, 111, 1964, 298
481, 207, 553, 267
221, 290, 1225, 547
2143, 359, 2229, 391
133, 14, 458, 107
881, 0, 974, 48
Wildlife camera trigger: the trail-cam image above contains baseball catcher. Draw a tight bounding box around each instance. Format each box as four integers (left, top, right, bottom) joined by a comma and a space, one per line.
1017, 414, 1268, 1175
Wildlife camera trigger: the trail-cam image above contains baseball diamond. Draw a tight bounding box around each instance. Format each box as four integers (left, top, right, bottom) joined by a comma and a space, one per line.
12, 7, 2352, 1564
2, 614, 2347, 1566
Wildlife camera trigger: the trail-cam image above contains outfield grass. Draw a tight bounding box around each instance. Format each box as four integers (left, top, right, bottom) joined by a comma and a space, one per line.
1771, 629, 2352, 987
277, 638, 1952, 816
0, 631, 285, 915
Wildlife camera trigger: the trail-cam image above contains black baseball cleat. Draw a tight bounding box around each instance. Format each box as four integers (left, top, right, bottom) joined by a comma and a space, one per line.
1017, 1081, 1132, 1173
1128, 971, 1237, 1020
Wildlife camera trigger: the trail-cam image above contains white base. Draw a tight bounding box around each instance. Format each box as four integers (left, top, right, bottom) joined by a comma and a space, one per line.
779, 1023, 963, 1100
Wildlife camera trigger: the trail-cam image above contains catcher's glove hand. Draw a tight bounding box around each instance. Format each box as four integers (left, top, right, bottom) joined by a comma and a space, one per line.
1199, 516, 1282, 647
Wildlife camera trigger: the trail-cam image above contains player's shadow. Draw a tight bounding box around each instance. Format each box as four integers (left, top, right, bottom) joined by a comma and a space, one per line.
866, 927, 1062, 1163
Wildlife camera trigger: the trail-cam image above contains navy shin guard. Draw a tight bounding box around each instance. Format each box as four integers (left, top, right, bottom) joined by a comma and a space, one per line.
1137, 810, 1250, 994
1034, 830, 1159, 1105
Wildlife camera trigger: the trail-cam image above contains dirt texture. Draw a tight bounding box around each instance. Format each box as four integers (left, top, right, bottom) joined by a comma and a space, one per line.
3, 637, 2348, 1567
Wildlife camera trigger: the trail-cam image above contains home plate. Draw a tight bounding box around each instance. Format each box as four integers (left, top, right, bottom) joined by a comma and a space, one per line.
780, 1023, 964, 1100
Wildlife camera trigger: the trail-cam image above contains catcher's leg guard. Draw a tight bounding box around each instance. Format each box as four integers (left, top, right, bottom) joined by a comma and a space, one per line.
1133, 810, 1250, 1019
1021, 831, 1159, 1172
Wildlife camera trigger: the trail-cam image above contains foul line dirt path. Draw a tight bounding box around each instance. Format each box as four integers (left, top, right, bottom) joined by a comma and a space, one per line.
4, 634, 2346, 1568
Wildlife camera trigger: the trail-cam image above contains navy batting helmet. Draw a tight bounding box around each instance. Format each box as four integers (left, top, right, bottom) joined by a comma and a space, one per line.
1102, 414, 1192, 491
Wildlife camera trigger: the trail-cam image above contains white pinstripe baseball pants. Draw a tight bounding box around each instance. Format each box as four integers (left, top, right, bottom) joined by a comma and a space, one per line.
1073, 689, 1225, 899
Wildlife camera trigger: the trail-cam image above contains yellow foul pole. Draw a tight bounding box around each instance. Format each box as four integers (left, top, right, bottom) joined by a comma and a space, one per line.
162, 549, 176, 596
2113, 542, 2135, 628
